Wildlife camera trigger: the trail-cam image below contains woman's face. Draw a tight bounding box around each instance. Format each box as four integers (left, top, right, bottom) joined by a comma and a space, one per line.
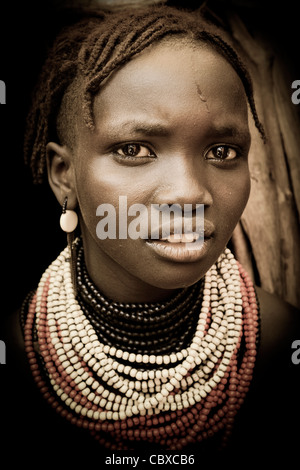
72, 41, 251, 302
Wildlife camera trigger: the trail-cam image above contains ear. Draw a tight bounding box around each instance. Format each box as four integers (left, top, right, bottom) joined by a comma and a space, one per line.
46, 142, 77, 209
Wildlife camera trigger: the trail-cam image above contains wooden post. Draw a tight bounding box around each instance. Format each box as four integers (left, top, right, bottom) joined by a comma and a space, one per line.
228, 14, 300, 308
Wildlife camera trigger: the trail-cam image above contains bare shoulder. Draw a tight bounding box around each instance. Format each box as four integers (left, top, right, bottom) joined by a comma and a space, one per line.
255, 286, 300, 366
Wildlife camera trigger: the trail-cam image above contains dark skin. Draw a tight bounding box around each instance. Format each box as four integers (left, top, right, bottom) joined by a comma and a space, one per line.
44, 39, 298, 359
48, 42, 251, 303
3, 40, 299, 457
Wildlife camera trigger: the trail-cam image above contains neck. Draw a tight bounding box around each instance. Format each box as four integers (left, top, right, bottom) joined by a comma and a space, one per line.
76, 242, 203, 355
81, 233, 177, 303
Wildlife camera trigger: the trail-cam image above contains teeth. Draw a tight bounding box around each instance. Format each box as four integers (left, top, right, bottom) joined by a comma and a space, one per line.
167, 234, 183, 243
182, 233, 196, 243
161, 233, 200, 243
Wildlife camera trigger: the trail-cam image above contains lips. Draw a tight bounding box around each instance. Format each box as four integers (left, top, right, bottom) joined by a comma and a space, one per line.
145, 220, 215, 263
148, 219, 215, 242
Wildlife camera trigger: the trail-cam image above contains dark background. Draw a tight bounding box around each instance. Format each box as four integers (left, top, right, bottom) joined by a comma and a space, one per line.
0, 0, 299, 314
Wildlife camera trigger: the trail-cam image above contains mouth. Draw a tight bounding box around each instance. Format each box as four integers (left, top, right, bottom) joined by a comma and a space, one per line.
145, 223, 214, 263
160, 232, 201, 243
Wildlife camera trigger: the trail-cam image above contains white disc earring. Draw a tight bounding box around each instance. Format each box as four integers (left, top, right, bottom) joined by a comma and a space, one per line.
60, 196, 78, 233
60, 196, 78, 296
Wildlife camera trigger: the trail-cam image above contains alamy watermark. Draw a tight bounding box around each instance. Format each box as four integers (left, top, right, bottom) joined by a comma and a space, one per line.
0, 340, 6, 364
95, 197, 205, 250
0, 80, 5, 104
291, 340, 300, 365
291, 80, 300, 105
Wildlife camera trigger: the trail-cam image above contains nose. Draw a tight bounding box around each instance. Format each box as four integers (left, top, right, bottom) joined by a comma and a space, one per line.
153, 156, 213, 209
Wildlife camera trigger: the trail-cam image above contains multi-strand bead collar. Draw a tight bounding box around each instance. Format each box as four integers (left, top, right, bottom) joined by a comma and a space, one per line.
76, 244, 203, 355
22, 240, 259, 450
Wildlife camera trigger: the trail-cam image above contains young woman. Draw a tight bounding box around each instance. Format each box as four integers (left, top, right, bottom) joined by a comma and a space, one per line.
3, 3, 299, 462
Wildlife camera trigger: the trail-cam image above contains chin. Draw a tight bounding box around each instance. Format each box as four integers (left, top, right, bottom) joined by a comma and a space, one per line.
143, 261, 210, 291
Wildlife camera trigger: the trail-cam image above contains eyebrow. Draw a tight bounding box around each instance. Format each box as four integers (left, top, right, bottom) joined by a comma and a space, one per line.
108, 120, 249, 141
208, 125, 250, 141
113, 120, 171, 137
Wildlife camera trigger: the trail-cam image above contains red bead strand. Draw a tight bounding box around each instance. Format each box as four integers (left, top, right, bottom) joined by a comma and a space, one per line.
24, 248, 259, 450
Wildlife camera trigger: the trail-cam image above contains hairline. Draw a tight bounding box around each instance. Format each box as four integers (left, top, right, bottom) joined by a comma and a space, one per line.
56, 34, 244, 151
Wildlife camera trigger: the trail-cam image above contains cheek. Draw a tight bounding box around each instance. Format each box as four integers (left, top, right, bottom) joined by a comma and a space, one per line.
74, 165, 115, 239
74, 161, 152, 241
211, 167, 250, 231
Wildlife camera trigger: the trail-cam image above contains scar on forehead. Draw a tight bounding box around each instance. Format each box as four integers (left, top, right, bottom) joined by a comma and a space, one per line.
196, 84, 210, 113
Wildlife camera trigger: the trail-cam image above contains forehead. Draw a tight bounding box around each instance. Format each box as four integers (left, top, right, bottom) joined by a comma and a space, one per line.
91, 41, 249, 136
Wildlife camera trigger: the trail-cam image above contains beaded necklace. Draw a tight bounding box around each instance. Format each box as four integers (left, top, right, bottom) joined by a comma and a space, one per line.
22, 240, 259, 451
76, 244, 204, 354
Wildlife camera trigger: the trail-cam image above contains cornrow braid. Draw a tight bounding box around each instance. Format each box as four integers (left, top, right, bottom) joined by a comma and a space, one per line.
79, 11, 192, 128
24, 12, 106, 183
24, 5, 265, 184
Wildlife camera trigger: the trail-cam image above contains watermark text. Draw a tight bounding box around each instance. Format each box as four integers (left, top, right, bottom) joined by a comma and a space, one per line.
0, 340, 6, 364
291, 80, 300, 105
104, 453, 195, 466
96, 196, 205, 251
0, 80, 5, 104
291, 339, 300, 365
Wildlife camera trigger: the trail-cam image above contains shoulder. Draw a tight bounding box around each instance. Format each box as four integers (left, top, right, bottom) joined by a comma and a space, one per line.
252, 286, 299, 417
255, 286, 300, 365
231, 287, 300, 456
0, 305, 98, 456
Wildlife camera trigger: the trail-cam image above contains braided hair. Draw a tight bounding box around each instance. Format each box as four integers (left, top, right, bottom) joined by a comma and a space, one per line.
24, 4, 265, 184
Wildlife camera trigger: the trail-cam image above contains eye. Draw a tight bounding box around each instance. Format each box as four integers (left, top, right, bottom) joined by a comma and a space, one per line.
205, 145, 238, 161
116, 143, 155, 158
